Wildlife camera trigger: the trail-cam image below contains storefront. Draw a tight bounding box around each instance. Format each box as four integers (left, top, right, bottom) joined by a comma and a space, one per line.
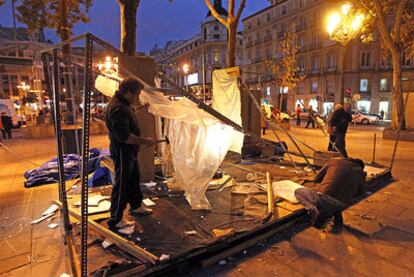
357, 100, 371, 113
323, 102, 334, 116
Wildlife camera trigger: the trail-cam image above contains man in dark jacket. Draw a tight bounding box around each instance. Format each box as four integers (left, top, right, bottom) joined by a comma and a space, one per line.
305, 105, 315, 128
331, 103, 352, 157
1, 112, 13, 139
105, 78, 155, 229
295, 158, 366, 231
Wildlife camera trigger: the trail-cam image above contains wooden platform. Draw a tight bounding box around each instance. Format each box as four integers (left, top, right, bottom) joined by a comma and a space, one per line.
61, 155, 392, 276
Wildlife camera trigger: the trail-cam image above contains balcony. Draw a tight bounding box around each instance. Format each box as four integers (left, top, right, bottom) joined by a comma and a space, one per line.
264, 35, 272, 42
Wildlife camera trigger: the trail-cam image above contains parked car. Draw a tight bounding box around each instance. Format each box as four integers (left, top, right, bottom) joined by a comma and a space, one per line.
352, 111, 380, 124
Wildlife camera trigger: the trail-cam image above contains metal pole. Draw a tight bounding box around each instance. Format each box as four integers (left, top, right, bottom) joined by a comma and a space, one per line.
372, 133, 377, 164
52, 49, 71, 232
80, 34, 93, 277
202, 48, 206, 102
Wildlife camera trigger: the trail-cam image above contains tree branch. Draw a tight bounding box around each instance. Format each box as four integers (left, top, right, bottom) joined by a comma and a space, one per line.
372, 0, 395, 50
235, 0, 247, 22
204, 0, 228, 26
229, 0, 235, 20
394, 0, 407, 43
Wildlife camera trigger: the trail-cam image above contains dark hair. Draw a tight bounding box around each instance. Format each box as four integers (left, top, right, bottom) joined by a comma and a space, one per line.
349, 158, 364, 170
119, 78, 144, 95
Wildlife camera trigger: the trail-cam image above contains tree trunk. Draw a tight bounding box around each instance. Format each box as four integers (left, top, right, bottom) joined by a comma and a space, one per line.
227, 23, 237, 67
59, 0, 76, 125
391, 49, 406, 130
119, 0, 140, 56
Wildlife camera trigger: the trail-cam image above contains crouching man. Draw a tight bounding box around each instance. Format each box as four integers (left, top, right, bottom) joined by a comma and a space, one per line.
295, 158, 366, 231
105, 78, 155, 229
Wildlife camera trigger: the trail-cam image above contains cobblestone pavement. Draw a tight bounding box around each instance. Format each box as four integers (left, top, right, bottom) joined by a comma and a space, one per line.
0, 125, 413, 276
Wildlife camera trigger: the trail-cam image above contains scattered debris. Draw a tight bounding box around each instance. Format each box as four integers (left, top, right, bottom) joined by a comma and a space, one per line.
48, 223, 59, 229
142, 198, 156, 207
119, 225, 135, 235
184, 230, 197, 235
218, 260, 227, 266
42, 204, 59, 216
136, 237, 142, 242
212, 228, 234, 238
31, 213, 55, 224
101, 239, 114, 249
243, 250, 247, 254
60, 273, 71, 277
142, 181, 157, 188
159, 254, 170, 262
73, 193, 110, 207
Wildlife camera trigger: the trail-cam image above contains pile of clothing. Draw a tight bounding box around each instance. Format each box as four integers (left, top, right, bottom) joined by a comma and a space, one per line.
24, 148, 112, 188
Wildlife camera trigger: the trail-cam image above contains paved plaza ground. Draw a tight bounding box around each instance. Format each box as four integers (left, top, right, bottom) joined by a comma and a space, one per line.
0, 123, 413, 276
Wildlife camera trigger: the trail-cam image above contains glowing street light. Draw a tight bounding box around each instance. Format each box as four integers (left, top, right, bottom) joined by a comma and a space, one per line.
182, 63, 190, 91
182, 63, 190, 74
325, 3, 366, 104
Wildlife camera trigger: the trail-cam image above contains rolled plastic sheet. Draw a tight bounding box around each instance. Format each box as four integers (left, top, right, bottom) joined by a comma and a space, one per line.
140, 90, 235, 209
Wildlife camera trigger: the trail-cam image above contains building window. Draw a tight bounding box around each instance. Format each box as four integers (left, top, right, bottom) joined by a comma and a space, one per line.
204, 27, 207, 40
299, 0, 305, 8
380, 78, 389, 91
326, 54, 336, 69
299, 36, 305, 50
213, 34, 220, 39
311, 56, 320, 72
257, 18, 261, 26
10, 75, 18, 96
297, 83, 304, 94
360, 79, 369, 92
266, 86, 271, 96
326, 80, 335, 96
1, 75, 10, 94
360, 52, 370, 67
281, 5, 287, 15
311, 81, 318, 93
266, 13, 271, 22
214, 49, 220, 63
213, 25, 219, 31
402, 53, 411, 66
299, 58, 305, 72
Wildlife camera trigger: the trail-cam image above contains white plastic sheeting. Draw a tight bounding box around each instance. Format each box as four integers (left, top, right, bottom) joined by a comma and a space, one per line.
140, 90, 235, 209
95, 74, 120, 97
212, 69, 243, 153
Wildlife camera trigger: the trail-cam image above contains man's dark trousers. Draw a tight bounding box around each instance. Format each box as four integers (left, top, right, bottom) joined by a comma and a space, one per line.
108, 145, 142, 227
334, 131, 348, 157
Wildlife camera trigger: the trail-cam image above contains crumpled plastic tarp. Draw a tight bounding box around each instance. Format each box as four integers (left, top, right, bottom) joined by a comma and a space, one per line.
140, 90, 237, 210
212, 69, 243, 153
24, 148, 109, 188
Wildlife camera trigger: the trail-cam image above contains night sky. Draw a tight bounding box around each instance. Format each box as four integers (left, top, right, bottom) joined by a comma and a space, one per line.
0, 0, 269, 54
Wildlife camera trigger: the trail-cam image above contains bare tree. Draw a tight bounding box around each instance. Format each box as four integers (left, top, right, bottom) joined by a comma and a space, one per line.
266, 23, 305, 111
358, 0, 414, 129
204, 0, 246, 67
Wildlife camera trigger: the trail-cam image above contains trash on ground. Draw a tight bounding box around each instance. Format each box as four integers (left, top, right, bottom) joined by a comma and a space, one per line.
31, 213, 55, 224
48, 223, 59, 229
42, 204, 59, 216
142, 198, 156, 207
101, 239, 114, 249
184, 230, 197, 235
159, 254, 170, 262
118, 225, 135, 235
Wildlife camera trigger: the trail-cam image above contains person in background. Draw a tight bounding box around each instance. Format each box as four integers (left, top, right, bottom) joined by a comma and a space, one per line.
1, 112, 13, 139
327, 104, 343, 151
305, 105, 315, 128
380, 109, 385, 119
105, 78, 155, 229
331, 103, 353, 157
296, 104, 302, 126
260, 106, 267, 135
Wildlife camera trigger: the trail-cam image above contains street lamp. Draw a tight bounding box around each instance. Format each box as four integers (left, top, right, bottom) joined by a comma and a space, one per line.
326, 3, 366, 104
182, 63, 190, 91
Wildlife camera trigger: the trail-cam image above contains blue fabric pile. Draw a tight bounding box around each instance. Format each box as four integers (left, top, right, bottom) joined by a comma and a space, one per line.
24, 148, 112, 188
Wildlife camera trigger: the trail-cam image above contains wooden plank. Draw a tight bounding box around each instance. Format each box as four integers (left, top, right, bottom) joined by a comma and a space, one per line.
54, 200, 158, 265
199, 217, 301, 269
